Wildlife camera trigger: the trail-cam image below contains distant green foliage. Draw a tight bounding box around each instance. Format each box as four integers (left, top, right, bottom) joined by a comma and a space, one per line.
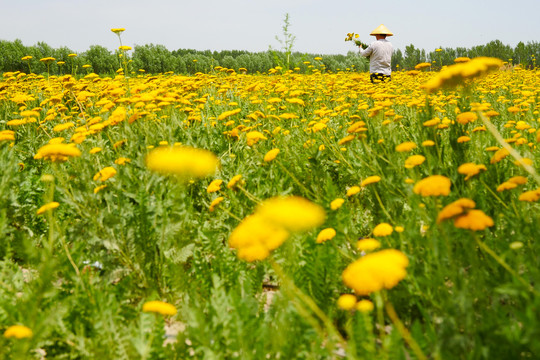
1, 38, 539, 75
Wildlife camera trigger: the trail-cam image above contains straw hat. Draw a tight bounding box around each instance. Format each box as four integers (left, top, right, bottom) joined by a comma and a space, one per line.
370, 24, 393, 36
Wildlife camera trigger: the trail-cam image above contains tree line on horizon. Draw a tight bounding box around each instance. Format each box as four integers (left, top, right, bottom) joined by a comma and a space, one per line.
0, 38, 538, 76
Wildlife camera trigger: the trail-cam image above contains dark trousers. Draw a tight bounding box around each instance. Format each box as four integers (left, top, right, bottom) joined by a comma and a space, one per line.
370, 73, 391, 84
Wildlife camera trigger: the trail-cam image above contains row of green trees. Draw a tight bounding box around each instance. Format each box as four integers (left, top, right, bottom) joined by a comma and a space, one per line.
1, 38, 539, 76
392, 40, 540, 70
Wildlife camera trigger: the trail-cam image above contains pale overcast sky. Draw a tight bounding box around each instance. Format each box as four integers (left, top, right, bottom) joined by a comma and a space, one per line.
1, 0, 539, 55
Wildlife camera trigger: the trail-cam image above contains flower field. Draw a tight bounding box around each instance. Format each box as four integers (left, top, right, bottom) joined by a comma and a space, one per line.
0, 56, 539, 359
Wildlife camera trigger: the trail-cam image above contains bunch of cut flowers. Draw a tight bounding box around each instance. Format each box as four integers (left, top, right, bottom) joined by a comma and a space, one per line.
345, 33, 368, 49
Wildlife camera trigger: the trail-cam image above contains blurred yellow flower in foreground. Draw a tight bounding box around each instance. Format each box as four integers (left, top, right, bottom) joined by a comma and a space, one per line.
229, 213, 290, 262
207, 179, 223, 193
256, 196, 325, 232
330, 198, 345, 210
361, 176, 381, 187
209, 196, 224, 212
454, 209, 494, 231
227, 174, 243, 189
356, 299, 374, 313
146, 146, 218, 179
413, 175, 451, 197
36, 202, 60, 215
316, 228, 336, 243
246, 131, 267, 146
34, 143, 81, 162
404, 155, 426, 169
422, 57, 503, 93
457, 163, 487, 180
4, 325, 33, 339
93, 166, 117, 182
518, 189, 540, 202
337, 294, 357, 310
356, 238, 381, 251
395, 141, 417, 152
373, 223, 393, 237
229, 196, 325, 261
342, 249, 409, 296
142, 300, 177, 316
264, 148, 280, 162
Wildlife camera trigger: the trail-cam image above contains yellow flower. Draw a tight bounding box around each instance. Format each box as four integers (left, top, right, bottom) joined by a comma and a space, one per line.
94, 185, 108, 194
111, 28, 126, 34
395, 141, 417, 152
496, 181, 518, 192
437, 198, 476, 223
330, 198, 345, 210
415, 62, 432, 70
227, 174, 243, 189
4, 325, 33, 339
0, 130, 15, 142
115, 157, 131, 165
373, 223, 393, 237
229, 213, 290, 262
337, 294, 357, 310
255, 196, 325, 232
338, 134, 356, 145
316, 228, 336, 243
356, 299, 374, 313
36, 202, 60, 215
361, 176, 381, 187
246, 131, 267, 146
453, 209, 494, 231
89, 147, 102, 154
404, 155, 426, 168
508, 176, 527, 185
490, 148, 510, 164
421, 57, 503, 93
347, 186, 361, 197
145, 146, 218, 179
218, 108, 241, 121
518, 189, 540, 202
40, 57, 56, 63
53, 122, 75, 132
34, 143, 81, 162
264, 148, 280, 162
456, 112, 478, 125
342, 249, 409, 295
356, 238, 381, 251
454, 57, 470, 63
118, 45, 132, 51
93, 166, 117, 182
422, 140, 436, 147
142, 300, 177, 316
209, 196, 224, 212
457, 136, 471, 143
207, 179, 223, 193
457, 163, 487, 180
413, 175, 451, 196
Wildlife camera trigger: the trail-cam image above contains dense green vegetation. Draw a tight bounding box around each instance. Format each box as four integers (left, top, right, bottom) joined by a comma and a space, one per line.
1, 38, 539, 75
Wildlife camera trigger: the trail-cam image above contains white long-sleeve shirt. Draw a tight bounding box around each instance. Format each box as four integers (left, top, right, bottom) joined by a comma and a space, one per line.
359, 39, 393, 75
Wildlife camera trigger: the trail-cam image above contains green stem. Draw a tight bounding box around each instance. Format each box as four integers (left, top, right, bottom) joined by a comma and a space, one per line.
236, 185, 262, 204
479, 179, 510, 211
276, 161, 316, 198
269, 258, 346, 350
474, 236, 538, 295
373, 188, 393, 221
384, 298, 428, 360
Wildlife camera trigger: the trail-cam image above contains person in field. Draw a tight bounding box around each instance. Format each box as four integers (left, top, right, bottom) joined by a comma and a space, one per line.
358, 24, 393, 83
